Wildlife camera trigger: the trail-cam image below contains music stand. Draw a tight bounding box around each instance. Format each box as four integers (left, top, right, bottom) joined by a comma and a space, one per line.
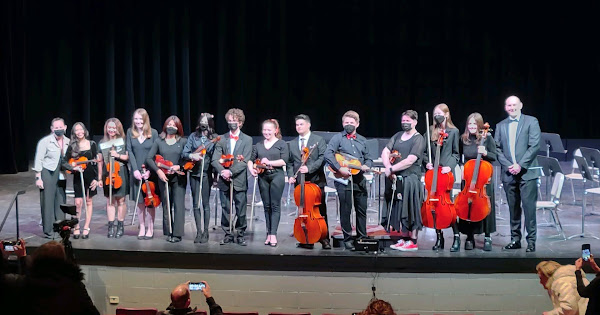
580, 147, 600, 184
540, 132, 567, 158
538, 155, 564, 198
567, 156, 600, 240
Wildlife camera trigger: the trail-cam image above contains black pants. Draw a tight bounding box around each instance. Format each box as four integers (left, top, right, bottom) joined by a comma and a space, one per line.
190, 172, 212, 234
503, 176, 537, 244
159, 174, 187, 237
40, 168, 66, 236
335, 178, 367, 242
258, 170, 285, 235
219, 186, 247, 238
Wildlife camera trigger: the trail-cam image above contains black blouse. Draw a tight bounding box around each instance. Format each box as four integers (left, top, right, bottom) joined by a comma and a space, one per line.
250, 139, 289, 169
146, 137, 188, 173
385, 131, 425, 177
461, 134, 497, 163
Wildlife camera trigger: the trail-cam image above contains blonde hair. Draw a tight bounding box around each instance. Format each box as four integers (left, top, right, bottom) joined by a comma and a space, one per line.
536, 260, 562, 289
103, 118, 126, 142
342, 110, 360, 123
131, 108, 152, 139
430, 103, 457, 142
263, 119, 282, 139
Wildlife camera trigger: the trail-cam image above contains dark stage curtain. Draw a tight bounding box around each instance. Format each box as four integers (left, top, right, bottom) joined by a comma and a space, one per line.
1, 0, 599, 174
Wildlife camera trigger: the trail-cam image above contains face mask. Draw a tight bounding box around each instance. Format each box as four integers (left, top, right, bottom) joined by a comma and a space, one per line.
434, 115, 445, 125
166, 127, 178, 135
228, 122, 238, 131
199, 124, 208, 131
401, 123, 412, 132
343, 124, 356, 134
54, 129, 65, 137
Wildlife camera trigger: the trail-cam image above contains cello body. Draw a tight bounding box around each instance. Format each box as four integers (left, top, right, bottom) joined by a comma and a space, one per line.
455, 159, 492, 222
293, 180, 328, 244
421, 167, 456, 229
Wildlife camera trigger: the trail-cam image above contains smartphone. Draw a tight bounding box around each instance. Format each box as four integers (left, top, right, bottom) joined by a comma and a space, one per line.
582, 244, 591, 261
4, 245, 15, 251
189, 282, 205, 291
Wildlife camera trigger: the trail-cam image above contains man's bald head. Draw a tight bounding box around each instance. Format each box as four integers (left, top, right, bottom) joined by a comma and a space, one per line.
170, 283, 191, 309
505, 95, 523, 118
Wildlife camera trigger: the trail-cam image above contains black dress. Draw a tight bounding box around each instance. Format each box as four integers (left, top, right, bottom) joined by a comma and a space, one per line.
62, 141, 99, 198
99, 138, 130, 198
457, 134, 497, 235
126, 128, 160, 201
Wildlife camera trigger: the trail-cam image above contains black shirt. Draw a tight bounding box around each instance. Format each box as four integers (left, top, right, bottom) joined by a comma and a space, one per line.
325, 131, 373, 172
146, 137, 188, 173
385, 131, 425, 177
461, 134, 497, 163
250, 139, 289, 169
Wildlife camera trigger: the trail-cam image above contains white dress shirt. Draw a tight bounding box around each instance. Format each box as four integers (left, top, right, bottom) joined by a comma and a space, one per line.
298, 131, 311, 151
229, 130, 240, 154
508, 113, 521, 164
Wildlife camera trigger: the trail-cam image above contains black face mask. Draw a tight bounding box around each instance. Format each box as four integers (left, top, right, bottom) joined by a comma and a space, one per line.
343, 124, 356, 134
434, 115, 445, 125
228, 122, 238, 131
199, 124, 208, 131
401, 123, 412, 132
166, 127, 178, 135
53, 129, 65, 137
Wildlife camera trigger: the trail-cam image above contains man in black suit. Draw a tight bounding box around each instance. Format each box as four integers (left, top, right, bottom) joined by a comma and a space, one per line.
211, 108, 253, 246
494, 95, 541, 252
287, 114, 331, 249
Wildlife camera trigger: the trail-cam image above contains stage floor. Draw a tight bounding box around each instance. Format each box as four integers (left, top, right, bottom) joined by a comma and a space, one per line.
1, 163, 599, 273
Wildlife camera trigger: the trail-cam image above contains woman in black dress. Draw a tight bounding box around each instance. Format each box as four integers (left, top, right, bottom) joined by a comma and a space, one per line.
98, 118, 130, 238
146, 115, 187, 243
458, 112, 497, 251
62, 122, 101, 239
126, 108, 160, 240
247, 119, 289, 247
381, 110, 425, 251
182, 113, 218, 243
424, 103, 461, 252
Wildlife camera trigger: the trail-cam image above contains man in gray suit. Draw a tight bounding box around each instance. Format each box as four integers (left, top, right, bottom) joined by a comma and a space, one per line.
211, 108, 253, 246
494, 95, 541, 252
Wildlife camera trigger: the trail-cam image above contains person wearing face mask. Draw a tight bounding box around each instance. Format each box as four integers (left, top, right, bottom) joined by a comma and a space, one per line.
33, 118, 70, 238
495, 95, 541, 252
146, 116, 188, 243
211, 108, 253, 246
98, 118, 130, 239
324, 110, 373, 250
423, 103, 461, 252
381, 110, 426, 251
248, 119, 289, 247
457, 113, 497, 251
126, 108, 160, 240
182, 113, 219, 243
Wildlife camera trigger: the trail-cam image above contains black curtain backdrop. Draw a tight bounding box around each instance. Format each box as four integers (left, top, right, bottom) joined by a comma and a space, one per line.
1, 0, 599, 174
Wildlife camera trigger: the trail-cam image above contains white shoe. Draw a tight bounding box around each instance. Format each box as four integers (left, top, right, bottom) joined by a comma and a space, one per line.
398, 240, 418, 251
390, 239, 405, 250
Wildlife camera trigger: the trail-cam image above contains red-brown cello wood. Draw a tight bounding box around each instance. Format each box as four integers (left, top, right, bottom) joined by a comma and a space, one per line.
421, 129, 456, 229
293, 146, 328, 245
455, 123, 493, 222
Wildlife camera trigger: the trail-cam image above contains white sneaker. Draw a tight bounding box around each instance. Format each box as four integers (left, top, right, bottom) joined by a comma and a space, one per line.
390, 239, 405, 250
398, 240, 418, 251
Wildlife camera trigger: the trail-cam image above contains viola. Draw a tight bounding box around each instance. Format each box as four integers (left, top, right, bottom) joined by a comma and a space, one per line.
105, 154, 123, 189
294, 145, 328, 245
421, 129, 456, 229
218, 154, 244, 168
455, 123, 493, 222
67, 156, 96, 174
141, 165, 161, 208
252, 159, 273, 174
329, 152, 380, 179
183, 136, 221, 171
389, 150, 402, 164
155, 155, 185, 176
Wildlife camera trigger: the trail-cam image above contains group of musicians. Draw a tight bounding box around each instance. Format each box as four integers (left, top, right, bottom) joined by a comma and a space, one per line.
33, 95, 540, 252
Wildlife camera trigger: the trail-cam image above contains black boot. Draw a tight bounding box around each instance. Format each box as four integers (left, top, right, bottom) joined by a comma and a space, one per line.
483, 237, 492, 251
465, 234, 474, 250
107, 221, 115, 238
432, 230, 444, 250
450, 235, 461, 252
115, 221, 124, 238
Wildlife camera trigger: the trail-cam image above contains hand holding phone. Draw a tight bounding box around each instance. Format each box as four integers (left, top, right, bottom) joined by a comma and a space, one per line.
582, 244, 591, 262
189, 282, 206, 291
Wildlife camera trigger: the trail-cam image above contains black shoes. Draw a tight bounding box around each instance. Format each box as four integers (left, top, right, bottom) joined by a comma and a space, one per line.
464, 239, 474, 250
343, 240, 355, 251
167, 236, 182, 243
320, 238, 332, 250
450, 235, 461, 252
432, 231, 445, 250
115, 221, 124, 238
107, 221, 115, 238
483, 237, 492, 251
220, 236, 234, 245
504, 241, 521, 250
526, 243, 536, 252
237, 237, 247, 246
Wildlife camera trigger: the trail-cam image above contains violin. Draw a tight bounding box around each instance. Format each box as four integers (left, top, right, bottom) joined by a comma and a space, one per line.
141, 165, 161, 208
455, 123, 493, 222
252, 159, 274, 174
105, 151, 123, 189
421, 129, 456, 229
183, 136, 221, 171
66, 156, 96, 174
329, 152, 380, 179
389, 150, 402, 164
219, 154, 244, 168
294, 145, 328, 245
155, 155, 185, 176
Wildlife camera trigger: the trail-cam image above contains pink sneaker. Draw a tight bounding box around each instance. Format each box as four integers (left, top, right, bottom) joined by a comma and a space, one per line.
398, 240, 418, 251
390, 239, 405, 250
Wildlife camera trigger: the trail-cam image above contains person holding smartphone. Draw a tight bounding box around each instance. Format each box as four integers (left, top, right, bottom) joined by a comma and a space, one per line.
159, 281, 223, 315
576, 251, 600, 315
536, 260, 589, 315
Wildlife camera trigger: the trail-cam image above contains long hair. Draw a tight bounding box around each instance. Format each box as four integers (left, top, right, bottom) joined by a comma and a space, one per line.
131, 108, 152, 139
194, 112, 216, 139
103, 118, 125, 142
461, 112, 485, 145
430, 103, 457, 142
263, 119, 282, 139
69, 122, 89, 158
160, 115, 184, 140
357, 299, 396, 315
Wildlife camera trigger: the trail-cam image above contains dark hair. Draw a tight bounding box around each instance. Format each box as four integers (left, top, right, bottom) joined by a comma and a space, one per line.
401, 110, 418, 121
294, 114, 311, 123
160, 115, 184, 139
194, 112, 216, 138
69, 122, 89, 157
461, 112, 485, 145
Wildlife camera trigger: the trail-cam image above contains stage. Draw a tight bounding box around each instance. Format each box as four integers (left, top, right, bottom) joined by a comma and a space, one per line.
1, 162, 598, 274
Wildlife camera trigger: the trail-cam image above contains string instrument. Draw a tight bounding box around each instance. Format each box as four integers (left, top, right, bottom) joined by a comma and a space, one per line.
421, 128, 456, 229
253, 159, 273, 174
183, 136, 221, 171
389, 150, 402, 164
455, 123, 493, 222
294, 145, 328, 245
155, 155, 185, 176
218, 154, 244, 168
141, 165, 161, 208
329, 152, 381, 179
66, 156, 96, 174
105, 150, 123, 189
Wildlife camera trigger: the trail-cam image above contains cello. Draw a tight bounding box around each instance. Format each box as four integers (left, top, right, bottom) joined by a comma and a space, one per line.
455, 123, 493, 222
293, 145, 328, 245
421, 123, 456, 230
